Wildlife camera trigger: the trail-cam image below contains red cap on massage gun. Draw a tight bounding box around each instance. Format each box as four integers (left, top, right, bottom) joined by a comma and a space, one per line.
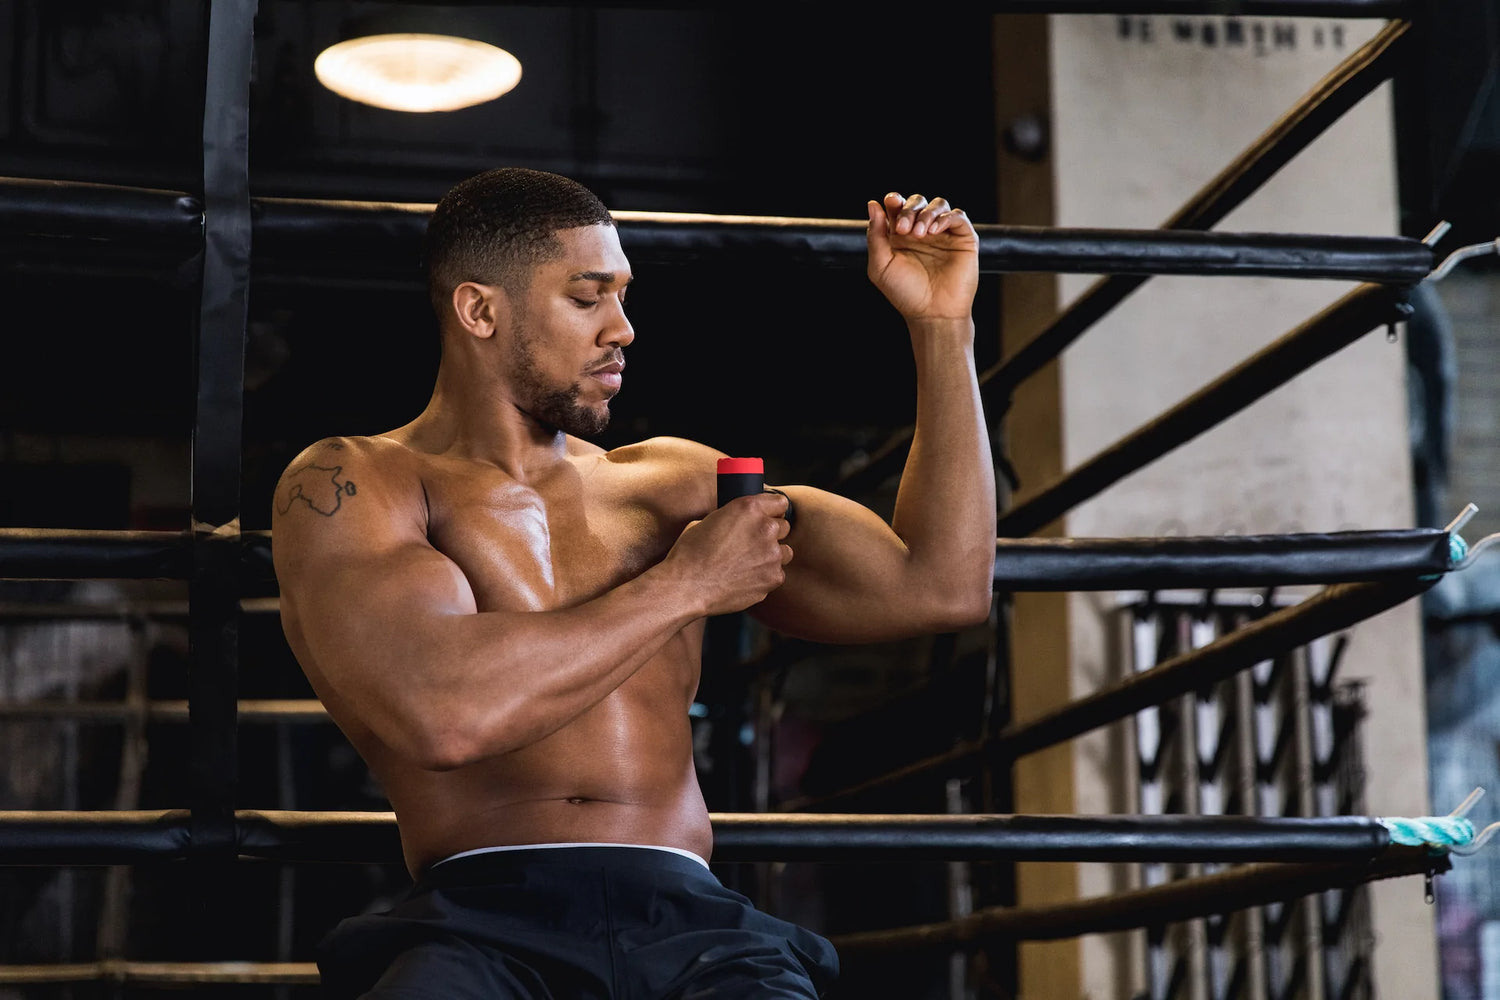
716, 457, 763, 508
717, 457, 796, 528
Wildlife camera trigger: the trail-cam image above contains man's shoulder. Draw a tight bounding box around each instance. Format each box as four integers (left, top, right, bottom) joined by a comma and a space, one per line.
273, 434, 422, 524
603, 437, 726, 485
599, 436, 722, 518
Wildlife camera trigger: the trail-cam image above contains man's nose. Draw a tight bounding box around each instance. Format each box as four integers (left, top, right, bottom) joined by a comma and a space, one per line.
601, 299, 634, 348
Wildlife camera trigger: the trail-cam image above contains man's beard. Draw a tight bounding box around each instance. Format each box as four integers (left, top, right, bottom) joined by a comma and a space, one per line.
509, 323, 612, 439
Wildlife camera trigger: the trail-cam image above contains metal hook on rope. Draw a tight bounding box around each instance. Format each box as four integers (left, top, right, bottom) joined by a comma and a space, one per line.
1427, 237, 1500, 283
1449, 788, 1500, 856
1454, 531, 1500, 571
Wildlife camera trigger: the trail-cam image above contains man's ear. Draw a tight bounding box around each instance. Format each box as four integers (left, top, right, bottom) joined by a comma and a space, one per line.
450, 282, 508, 341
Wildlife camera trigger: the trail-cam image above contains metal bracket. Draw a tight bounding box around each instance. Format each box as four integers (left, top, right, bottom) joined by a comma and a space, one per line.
1427, 237, 1500, 283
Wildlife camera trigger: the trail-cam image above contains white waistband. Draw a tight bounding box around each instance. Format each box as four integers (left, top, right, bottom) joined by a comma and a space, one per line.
431, 841, 711, 871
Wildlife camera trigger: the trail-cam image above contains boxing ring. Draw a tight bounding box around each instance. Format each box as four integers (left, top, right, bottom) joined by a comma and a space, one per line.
3, 1, 1499, 994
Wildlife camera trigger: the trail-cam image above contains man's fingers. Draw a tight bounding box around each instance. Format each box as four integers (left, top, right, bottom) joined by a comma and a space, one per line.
867, 199, 893, 274
928, 207, 970, 235
867, 199, 889, 241
780, 544, 794, 566
896, 192, 928, 234
879, 192, 969, 239
882, 191, 931, 235
912, 197, 951, 237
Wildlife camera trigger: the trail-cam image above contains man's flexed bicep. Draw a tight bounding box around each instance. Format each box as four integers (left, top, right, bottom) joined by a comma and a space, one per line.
749, 485, 992, 644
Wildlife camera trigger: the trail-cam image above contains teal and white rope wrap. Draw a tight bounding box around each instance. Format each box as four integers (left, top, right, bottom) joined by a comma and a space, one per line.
1451, 533, 1470, 565
1377, 815, 1476, 850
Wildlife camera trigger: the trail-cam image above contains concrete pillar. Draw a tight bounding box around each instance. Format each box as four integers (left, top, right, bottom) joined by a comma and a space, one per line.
999, 13, 1437, 1000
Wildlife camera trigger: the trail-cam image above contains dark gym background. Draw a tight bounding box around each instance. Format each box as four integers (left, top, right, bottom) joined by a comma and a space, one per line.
2, 3, 1499, 999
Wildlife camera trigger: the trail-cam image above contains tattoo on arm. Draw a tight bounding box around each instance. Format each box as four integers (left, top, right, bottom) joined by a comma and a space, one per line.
277, 463, 358, 517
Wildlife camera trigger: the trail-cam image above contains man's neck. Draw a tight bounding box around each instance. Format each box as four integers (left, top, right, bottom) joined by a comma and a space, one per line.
398, 363, 571, 481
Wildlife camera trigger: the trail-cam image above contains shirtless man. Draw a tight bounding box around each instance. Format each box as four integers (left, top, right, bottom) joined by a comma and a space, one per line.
272, 168, 996, 999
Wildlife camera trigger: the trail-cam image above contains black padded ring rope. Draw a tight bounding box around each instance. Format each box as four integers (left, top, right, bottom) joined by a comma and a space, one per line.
993, 528, 1452, 589
612, 221, 1433, 281
0, 529, 267, 582
241, 199, 1448, 284
0, 180, 1435, 285
0, 176, 201, 246
0, 810, 1413, 866
830, 848, 1444, 953
0, 529, 195, 579
784, 575, 1434, 809
0, 527, 1453, 590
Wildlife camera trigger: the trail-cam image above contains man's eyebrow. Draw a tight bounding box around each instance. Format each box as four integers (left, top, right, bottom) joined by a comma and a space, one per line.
567, 270, 633, 285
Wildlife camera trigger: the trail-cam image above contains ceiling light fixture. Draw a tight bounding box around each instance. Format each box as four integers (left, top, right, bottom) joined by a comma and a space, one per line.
314, 33, 522, 113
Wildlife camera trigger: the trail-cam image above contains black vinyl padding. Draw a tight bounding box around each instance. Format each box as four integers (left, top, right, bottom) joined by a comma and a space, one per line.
993, 529, 1452, 590
0, 809, 1398, 866
0, 180, 1434, 284
0, 527, 1454, 589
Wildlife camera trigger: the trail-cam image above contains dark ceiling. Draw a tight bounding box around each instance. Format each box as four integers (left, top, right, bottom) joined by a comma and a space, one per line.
0, 1, 1004, 529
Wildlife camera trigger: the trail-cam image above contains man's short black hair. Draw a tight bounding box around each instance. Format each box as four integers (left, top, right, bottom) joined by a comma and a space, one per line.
425, 167, 615, 320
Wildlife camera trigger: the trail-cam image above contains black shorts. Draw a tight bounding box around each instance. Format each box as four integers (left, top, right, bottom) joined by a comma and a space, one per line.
318, 845, 840, 999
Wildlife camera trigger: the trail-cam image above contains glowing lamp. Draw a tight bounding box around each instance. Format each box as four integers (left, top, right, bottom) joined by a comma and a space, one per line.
314, 33, 522, 113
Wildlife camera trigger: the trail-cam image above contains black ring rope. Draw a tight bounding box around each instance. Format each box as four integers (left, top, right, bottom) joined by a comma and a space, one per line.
0, 527, 1455, 589
0, 180, 1435, 284
0, 810, 1408, 866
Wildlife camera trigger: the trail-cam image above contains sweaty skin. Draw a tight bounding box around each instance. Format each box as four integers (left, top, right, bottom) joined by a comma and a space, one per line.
272, 192, 996, 876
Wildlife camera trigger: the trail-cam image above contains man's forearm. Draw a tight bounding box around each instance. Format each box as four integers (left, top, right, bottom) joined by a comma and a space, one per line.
890, 317, 997, 609
344, 561, 705, 769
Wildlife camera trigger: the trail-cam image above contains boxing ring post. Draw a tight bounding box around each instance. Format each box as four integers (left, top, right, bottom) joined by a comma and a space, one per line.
185, 0, 256, 957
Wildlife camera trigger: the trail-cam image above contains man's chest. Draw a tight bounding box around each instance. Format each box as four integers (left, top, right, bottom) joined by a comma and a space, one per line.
422, 464, 675, 612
